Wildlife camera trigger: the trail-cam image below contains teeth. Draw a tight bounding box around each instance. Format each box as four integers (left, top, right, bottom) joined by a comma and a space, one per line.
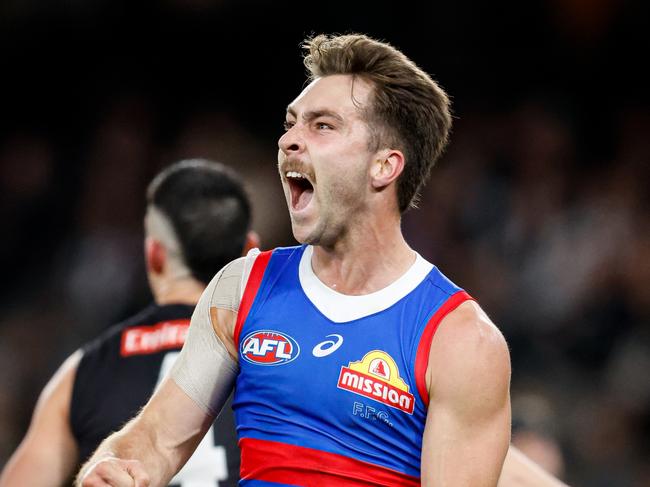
286, 171, 305, 179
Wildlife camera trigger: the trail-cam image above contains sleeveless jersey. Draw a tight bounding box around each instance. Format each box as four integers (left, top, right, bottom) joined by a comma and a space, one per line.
233, 246, 471, 486
70, 303, 240, 487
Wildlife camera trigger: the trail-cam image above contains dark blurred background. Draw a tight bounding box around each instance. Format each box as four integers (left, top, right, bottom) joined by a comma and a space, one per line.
0, 1, 648, 485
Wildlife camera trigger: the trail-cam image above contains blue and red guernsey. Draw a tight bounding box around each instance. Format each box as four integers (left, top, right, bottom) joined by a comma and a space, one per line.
233, 245, 471, 487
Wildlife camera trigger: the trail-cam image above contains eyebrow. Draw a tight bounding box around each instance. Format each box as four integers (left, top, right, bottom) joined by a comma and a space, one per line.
286, 106, 344, 124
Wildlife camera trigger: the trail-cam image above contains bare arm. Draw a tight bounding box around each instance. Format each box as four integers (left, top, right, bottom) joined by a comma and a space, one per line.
421, 300, 512, 487
76, 378, 216, 487
499, 446, 570, 487
0, 351, 81, 487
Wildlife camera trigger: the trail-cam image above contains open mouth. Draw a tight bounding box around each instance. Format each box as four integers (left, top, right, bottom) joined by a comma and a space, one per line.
286, 171, 314, 211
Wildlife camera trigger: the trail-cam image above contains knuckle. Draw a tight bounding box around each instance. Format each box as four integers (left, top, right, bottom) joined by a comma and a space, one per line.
95, 461, 111, 474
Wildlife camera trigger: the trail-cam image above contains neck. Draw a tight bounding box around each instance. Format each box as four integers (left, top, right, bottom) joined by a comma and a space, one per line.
310, 212, 414, 295
152, 276, 205, 306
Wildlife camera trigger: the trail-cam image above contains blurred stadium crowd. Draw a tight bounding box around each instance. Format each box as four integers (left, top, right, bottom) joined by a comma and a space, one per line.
0, 1, 648, 486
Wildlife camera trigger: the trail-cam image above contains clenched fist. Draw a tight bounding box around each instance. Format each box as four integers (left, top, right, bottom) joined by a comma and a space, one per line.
77, 456, 151, 487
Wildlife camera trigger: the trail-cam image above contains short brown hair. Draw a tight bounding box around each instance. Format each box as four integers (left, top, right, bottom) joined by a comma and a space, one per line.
303, 33, 452, 213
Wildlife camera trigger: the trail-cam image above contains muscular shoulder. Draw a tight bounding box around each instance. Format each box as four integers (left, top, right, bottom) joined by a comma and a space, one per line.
201, 248, 261, 312
427, 300, 511, 404
192, 250, 262, 358
204, 257, 246, 311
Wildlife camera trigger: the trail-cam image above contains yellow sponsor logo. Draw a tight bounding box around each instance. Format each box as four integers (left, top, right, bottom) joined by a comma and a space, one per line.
337, 350, 414, 415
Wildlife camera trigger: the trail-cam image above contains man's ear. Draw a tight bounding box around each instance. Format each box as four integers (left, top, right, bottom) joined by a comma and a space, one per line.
145, 236, 166, 275
242, 230, 261, 255
371, 149, 405, 190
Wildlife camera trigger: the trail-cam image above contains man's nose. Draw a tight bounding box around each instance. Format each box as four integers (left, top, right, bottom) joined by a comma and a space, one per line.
278, 125, 304, 155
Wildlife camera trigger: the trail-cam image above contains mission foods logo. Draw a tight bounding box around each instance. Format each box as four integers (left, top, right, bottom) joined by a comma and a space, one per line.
337, 350, 415, 415
240, 330, 300, 366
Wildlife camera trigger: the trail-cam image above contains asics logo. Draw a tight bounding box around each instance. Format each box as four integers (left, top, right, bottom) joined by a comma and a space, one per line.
312, 334, 344, 358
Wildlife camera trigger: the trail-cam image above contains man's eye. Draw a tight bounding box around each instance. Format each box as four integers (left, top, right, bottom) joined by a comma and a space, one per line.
316, 122, 332, 130
283, 121, 294, 131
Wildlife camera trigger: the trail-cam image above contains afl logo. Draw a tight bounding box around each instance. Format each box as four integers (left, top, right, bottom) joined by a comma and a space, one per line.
240, 330, 300, 366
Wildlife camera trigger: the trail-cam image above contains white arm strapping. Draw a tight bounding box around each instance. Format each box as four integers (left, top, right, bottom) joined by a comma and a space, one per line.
170, 258, 246, 416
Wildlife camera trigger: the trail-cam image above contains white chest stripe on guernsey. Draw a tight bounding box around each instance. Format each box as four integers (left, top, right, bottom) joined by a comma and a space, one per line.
312, 334, 344, 357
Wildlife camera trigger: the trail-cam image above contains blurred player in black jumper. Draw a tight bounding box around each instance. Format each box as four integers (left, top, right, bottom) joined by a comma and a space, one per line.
0, 159, 258, 487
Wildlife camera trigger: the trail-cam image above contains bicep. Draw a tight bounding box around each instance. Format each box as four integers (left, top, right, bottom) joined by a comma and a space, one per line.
138, 257, 249, 476
170, 259, 242, 416
0, 351, 81, 487
421, 301, 511, 487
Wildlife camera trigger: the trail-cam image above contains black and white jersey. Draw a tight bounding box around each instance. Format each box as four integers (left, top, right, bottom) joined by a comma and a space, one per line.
70, 303, 239, 487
